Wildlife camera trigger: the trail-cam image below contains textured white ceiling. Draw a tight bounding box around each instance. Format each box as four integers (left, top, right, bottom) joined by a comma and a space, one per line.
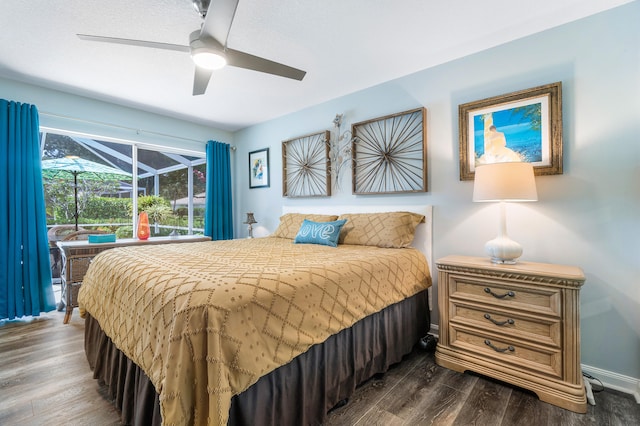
0, 0, 632, 131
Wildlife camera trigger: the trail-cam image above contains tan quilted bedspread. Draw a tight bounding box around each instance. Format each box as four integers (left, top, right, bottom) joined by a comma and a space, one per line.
78, 237, 431, 425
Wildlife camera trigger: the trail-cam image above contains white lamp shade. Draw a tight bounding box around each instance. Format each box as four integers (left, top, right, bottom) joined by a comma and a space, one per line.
473, 162, 538, 202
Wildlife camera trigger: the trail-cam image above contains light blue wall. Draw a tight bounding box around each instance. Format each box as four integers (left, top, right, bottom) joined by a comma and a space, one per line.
1, 1, 636, 388
0, 78, 232, 152
234, 3, 640, 381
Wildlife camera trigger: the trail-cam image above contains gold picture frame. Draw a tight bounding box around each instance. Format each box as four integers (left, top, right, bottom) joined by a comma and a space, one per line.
282, 130, 331, 198
351, 107, 427, 194
459, 82, 563, 181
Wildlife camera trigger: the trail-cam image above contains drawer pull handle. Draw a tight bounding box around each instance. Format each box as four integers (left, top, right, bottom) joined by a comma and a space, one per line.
484, 339, 515, 353
484, 313, 515, 326
484, 287, 515, 299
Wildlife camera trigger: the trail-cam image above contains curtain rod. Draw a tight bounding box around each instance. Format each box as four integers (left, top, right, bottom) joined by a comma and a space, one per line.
39, 110, 236, 150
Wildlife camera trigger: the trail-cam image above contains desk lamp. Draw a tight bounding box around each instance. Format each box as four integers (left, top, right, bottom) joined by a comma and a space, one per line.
243, 212, 257, 238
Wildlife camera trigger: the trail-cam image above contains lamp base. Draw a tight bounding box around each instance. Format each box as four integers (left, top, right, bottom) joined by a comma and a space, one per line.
485, 235, 523, 264
489, 257, 518, 265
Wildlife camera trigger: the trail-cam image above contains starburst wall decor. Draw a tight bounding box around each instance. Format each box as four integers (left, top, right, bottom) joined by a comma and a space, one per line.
282, 130, 331, 198
351, 107, 427, 194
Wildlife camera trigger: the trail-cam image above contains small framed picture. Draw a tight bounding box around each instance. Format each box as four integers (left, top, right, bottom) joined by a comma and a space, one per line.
249, 148, 270, 188
458, 82, 563, 180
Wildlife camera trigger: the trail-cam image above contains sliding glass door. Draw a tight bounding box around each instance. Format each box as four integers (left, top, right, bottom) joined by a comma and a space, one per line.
41, 131, 206, 239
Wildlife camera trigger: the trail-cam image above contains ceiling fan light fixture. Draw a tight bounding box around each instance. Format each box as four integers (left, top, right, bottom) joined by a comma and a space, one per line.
192, 49, 227, 70
190, 32, 227, 70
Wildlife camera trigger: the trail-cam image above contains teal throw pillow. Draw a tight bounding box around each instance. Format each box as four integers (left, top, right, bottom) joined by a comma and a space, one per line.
294, 219, 347, 248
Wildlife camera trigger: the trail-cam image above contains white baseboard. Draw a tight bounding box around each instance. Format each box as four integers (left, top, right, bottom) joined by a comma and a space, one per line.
581, 363, 640, 404
429, 323, 439, 339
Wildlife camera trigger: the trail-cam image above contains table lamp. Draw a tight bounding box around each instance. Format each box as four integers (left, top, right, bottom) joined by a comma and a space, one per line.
243, 212, 257, 238
473, 162, 537, 264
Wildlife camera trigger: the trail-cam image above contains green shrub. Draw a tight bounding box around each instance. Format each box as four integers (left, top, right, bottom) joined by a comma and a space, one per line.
84, 197, 131, 220
116, 226, 134, 239
145, 204, 173, 224
134, 195, 170, 215
176, 207, 188, 218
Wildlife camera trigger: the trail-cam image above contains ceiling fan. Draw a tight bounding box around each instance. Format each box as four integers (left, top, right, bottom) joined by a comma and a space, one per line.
77, 0, 306, 96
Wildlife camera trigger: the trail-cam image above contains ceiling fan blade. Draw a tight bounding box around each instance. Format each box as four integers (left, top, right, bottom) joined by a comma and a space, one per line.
226, 48, 306, 81
77, 34, 190, 53
200, 0, 239, 46
193, 66, 214, 95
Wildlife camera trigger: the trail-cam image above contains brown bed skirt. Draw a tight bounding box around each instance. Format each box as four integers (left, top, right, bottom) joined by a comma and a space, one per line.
84, 289, 430, 425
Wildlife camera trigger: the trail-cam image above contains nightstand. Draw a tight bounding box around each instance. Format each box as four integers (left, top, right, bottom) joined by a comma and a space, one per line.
435, 255, 587, 413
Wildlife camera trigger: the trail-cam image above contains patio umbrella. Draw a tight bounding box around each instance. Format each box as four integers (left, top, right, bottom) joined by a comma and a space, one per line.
41, 156, 132, 230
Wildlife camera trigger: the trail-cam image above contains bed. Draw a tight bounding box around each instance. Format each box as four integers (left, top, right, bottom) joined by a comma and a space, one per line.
79, 205, 433, 425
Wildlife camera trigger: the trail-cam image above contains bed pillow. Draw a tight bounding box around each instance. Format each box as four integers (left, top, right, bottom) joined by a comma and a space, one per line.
294, 219, 347, 247
337, 211, 425, 248
272, 213, 339, 239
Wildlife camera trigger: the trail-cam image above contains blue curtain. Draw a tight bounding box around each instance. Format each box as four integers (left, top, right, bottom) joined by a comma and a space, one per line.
0, 100, 55, 320
204, 140, 233, 240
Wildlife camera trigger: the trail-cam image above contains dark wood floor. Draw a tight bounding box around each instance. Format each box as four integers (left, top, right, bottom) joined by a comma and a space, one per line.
325, 346, 640, 426
1, 307, 638, 425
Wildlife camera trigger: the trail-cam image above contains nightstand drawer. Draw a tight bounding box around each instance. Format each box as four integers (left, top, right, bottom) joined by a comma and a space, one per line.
450, 326, 562, 378
450, 303, 561, 347
448, 275, 561, 317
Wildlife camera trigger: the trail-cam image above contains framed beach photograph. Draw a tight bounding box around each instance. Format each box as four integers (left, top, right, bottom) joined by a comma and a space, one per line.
249, 148, 270, 188
458, 82, 562, 181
